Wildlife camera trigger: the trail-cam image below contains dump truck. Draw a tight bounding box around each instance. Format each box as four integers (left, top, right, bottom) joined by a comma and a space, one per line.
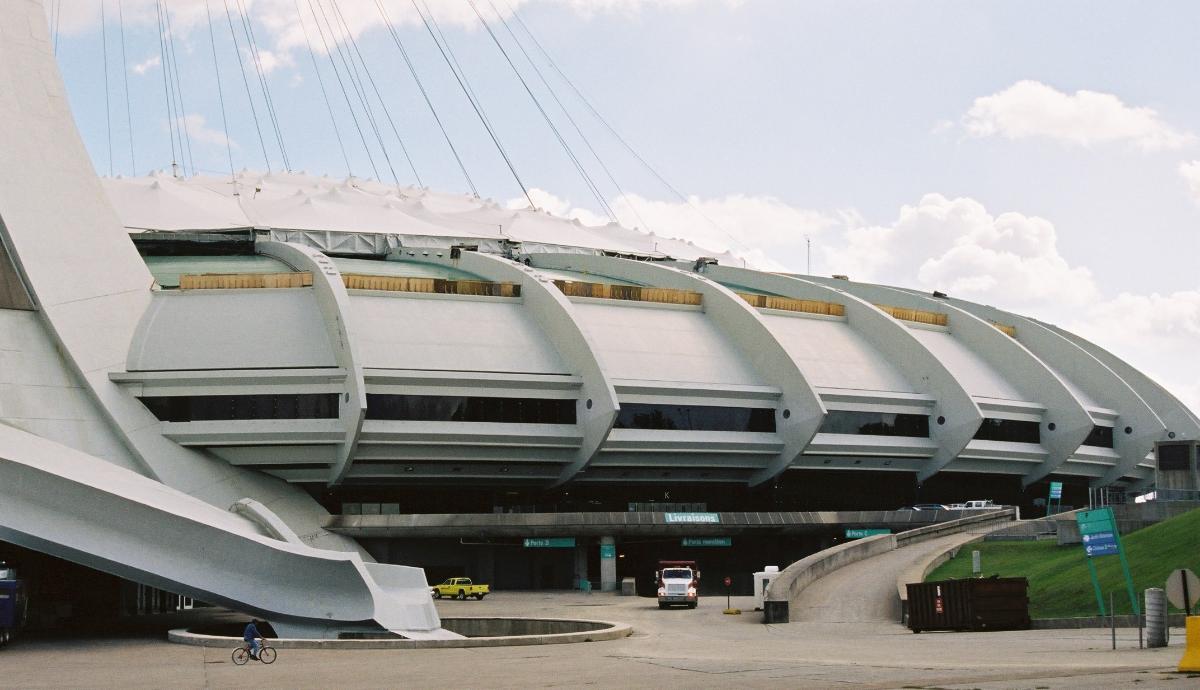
655, 560, 700, 609
431, 577, 489, 600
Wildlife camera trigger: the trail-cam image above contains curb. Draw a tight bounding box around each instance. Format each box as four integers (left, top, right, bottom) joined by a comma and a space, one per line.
168, 617, 632, 649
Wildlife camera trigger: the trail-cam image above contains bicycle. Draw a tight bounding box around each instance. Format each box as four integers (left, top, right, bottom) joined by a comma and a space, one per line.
231, 638, 277, 665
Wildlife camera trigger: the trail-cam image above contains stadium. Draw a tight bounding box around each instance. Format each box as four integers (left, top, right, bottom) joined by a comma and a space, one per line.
1, 1, 1197, 638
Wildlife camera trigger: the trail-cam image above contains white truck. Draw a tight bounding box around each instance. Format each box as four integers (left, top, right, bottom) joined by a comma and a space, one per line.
655, 560, 700, 609
948, 500, 1000, 510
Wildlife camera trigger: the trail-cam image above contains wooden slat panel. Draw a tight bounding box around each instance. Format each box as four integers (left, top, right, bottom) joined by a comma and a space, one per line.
991, 321, 1017, 338
178, 272, 313, 289
552, 280, 702, 306
875, 303, 949, 326
735, 291, 845, 317
341, 273, 520, 298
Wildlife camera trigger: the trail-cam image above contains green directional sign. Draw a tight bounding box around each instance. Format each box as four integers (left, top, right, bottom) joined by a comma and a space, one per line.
1049, 481, 1063, 499
845, 528, 891, 539
1074, 507, 1139, 617
664, 512, 720, 524
524, 537, 576, 548
682, 537, 732, 547
600, 544, 616, 559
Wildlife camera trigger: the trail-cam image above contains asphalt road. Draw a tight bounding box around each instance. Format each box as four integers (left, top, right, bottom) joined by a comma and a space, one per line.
0, 592, 1192, 689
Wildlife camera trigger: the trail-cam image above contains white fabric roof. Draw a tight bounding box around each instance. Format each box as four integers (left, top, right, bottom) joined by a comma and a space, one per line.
101, 171, 737, 263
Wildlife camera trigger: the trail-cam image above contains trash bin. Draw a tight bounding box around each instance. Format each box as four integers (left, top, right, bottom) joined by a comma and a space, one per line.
906, 577, 1030, 633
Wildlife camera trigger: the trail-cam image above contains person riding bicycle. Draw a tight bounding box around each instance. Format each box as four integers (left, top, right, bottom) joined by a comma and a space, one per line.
244, 619, 263, 660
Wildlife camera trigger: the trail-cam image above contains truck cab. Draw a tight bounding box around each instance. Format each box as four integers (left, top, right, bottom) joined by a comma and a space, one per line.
656, 560, 700, 609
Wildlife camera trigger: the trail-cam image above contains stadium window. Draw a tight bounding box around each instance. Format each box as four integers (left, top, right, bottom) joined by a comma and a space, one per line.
611, 403, 776, 432
365, 394, 577, 425
1081, 425, 1114, 448
139, 394, 339, 422
1156, 443, 1192, 471
974, 418, 1041, 444
817, 411, 930, 437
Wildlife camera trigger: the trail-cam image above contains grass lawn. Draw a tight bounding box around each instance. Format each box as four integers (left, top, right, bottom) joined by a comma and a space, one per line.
927, 506, 1200, 618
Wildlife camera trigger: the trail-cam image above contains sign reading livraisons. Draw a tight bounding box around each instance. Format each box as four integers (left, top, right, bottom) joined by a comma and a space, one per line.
1075, 508, 1139, 616
682, 537, 732, 547
523, 537, 576, 548
664, 512, 720, 524
845, 528, 891, 539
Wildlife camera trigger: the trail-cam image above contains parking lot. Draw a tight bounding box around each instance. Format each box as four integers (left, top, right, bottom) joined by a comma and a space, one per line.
0, 591, 1192, 689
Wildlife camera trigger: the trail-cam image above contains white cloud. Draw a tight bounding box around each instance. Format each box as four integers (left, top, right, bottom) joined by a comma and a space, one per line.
1179, 160, 1200, 204
131, 55, 161, 75
961, 80, 1195, 152
177, 114, 237, 150
823, 193, 1099, 310
1064, 290, 1200, 417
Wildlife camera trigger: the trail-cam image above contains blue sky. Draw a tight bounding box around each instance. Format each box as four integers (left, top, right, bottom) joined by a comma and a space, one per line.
52, 0, 1200, 412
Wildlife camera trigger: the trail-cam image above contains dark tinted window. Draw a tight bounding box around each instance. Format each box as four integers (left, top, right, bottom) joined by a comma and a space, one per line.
366, 395, 576, 425
1082, 425, 1114, 448
974, 418, 1040, 444
1157, 443, 1192, 470
818, 411, 929, 437
140, 394, 339, 422
612, 403, 775, 432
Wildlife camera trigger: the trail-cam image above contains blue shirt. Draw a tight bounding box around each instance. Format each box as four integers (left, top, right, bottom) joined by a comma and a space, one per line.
244, 622, 259, 642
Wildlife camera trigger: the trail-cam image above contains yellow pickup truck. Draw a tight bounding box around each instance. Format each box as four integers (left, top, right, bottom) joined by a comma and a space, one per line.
431, 577, 490, 600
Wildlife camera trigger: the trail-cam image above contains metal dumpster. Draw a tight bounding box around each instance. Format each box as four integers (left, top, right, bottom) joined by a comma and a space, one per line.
906, 577, 1030, 633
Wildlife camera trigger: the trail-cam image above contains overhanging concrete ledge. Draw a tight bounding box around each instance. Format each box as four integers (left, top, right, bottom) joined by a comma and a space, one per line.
169, 617, 632, 649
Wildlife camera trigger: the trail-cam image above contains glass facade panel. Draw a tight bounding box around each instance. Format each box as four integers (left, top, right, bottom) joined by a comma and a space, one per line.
818, 411, 930, 437
1157, 443, 1192, 470
365, 394, 577, 425
974, 418, 1040, 444
139, 394, 339, 422
611, 403, 776, 432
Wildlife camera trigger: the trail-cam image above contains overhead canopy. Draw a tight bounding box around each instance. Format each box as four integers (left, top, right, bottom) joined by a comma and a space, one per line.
102, 171, 737, 263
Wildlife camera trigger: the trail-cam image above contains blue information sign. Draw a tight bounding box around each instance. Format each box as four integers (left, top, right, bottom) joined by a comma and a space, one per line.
1049, 481, 1063, 499
600, 544, 616, 559
664, 512, 720, 524
1082, 532, 1119, 557
681, 537, 731, 547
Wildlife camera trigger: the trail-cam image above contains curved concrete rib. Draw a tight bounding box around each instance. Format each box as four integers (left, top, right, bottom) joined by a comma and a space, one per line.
0, 1, 362, 561
944, 300, 1165, 487
418, 250, 619, 486
877, 286, 1093, 486
256, 240, 366, 486
1039, 321, 1200, 441
699, 267, 981, 484
532, 254, 825, 487
0, 423, 450, 639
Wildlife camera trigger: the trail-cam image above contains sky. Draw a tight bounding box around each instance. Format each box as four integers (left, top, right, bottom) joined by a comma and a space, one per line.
51, 0, 1200, 415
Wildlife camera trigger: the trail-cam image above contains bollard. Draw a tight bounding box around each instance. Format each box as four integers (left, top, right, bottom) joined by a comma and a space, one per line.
1180, 616, 1200, 672
1146, 588, 1167, 648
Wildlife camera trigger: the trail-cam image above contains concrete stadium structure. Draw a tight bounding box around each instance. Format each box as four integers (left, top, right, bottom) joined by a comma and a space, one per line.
1, 0, 1197, 631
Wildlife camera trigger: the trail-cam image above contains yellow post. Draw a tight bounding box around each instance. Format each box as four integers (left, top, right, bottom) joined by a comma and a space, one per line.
1180, 616, 1200, 672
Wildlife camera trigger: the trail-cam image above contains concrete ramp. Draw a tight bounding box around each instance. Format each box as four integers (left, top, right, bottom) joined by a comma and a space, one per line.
0, 422, 456, 640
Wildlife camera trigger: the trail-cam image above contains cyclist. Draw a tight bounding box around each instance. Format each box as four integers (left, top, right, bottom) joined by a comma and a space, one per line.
243, 619, 263, 660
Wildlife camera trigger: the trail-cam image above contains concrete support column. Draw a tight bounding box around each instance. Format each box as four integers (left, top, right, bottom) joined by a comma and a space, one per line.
600, 536, 617, 592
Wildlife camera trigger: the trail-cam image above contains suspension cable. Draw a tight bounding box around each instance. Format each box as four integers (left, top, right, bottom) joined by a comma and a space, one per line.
117, 0, 136, 175
293, 0, 352, 176
329, 0, 421, 187
313, 0, 398, 187
222, 0, 271, 170
412, 0, 532, 206
101, 0, 113, 176
489, 0, 649, 231
470, 1, 615, 221
52, 0, 62, 56
204, 0, 237, 184
507, 3, 750, 251
153, 0, 180, 176
374, 0, 476, 195
234, 0, 291, 171
303, 0, 379, 180
162, 3, 195, 176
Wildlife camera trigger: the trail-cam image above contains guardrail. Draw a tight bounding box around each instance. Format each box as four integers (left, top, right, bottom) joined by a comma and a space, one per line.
762, 508, 1016, 624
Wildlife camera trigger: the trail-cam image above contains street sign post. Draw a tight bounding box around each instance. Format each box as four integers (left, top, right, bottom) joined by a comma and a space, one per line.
1075, 507, 1139, 617
1046, 481, 1063, 516
1167, 568, 1200, 616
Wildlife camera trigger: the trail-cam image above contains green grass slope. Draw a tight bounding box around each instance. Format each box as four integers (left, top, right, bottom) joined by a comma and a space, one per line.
927, 507, 1200, 618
